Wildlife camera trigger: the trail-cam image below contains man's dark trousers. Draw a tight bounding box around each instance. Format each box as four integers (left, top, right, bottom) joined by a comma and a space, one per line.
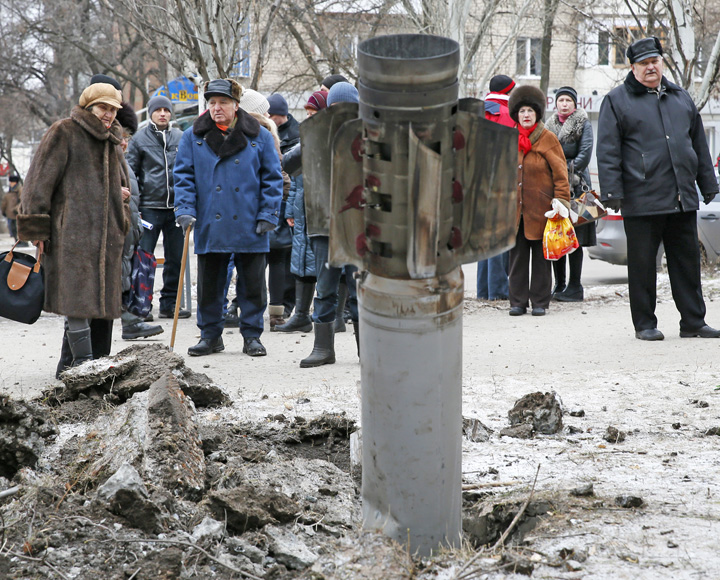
196, 252, 267, 340
139, 208, 184, 313
624, 211, 706, 332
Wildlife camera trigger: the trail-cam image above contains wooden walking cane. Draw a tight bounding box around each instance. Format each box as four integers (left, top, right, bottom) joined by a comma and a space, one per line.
170, 225, 192, 350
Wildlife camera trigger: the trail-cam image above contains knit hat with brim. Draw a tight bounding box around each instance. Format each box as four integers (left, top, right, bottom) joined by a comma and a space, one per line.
508, 85, 546, 122
239, 89, 270, 115
79, 83, 123, 110
305, 90, 328, 111
327, 82, 359, 106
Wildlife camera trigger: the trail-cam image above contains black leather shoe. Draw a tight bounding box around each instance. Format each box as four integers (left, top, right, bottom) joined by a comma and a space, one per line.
243, 337, 267, 357
509, 307, 526, 316
635, 328, 664, 341
160, 308, 191, 319
531, 307, 546, 316
188, 337, 224, 356
122, 322, 164, 340
680, 325, 720, 338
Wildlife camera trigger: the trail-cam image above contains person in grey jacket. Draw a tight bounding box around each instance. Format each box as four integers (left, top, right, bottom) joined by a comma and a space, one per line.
546, 86, 595, 302
126, 95, 188, 320
597, 37, 720, 341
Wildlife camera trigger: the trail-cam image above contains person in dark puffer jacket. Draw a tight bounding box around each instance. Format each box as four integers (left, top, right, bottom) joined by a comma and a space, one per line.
126, 95, 188, 320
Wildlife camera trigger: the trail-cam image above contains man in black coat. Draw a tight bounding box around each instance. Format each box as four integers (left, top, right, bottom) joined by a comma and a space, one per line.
598, 37, 720, 341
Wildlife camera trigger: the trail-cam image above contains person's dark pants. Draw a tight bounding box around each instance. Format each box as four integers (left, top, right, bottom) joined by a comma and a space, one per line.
624, 211, 706, 332
268, 246, 295, 312
310, 236, 358, 323
197, 252, 267, 340
138, 208, 184, 313
7, 219, 17, 240
508, 223, 552, 310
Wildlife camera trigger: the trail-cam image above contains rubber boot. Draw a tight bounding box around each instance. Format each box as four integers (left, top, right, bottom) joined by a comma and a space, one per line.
268, 305, 286, 330
56, 329, 73, 379
552, 257, 566, 298
556, 250, 584, 302
275, 280, 314, 333
334, 281, 348, 333
300, 322, 335, 368
66, 328, 94, 368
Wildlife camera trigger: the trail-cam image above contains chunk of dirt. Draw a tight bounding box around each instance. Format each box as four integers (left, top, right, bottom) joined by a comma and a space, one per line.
0, 395, 57, 478
42, 344, 230, 408
604, 426, 627, 443
206, 485, 300, 534
508, 392, 563, 434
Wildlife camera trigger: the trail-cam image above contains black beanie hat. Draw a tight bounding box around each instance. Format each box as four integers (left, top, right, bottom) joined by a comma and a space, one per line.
321, 74, 348, 90
90, 74, 122, 91
555, 86, 577, 106
489, 75, 515, 95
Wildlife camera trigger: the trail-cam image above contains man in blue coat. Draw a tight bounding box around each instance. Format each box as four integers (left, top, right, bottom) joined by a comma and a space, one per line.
174, 79, 283, 356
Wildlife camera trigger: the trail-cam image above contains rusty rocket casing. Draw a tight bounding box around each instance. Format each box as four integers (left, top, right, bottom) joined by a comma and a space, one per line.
301, 33, 517, 556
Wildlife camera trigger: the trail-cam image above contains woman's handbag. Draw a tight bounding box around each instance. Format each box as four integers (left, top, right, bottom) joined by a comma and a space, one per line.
0, 241, 45, 324
124, 246, 156, 318
570, 188, 607, 227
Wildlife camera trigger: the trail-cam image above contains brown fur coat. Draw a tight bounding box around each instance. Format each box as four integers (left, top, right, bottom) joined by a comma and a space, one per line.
516, 122, 571, 240
17, 106, 130, 319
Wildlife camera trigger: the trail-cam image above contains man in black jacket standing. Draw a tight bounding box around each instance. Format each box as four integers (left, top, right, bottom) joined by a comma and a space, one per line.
126, 95, 189, 319
598, 37, 720, 341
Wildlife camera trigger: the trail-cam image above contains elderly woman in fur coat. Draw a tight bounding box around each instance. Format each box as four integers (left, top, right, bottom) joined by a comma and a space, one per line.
507, 85, 571, 317
18, 82, 130, 370
546, 86, 595, 302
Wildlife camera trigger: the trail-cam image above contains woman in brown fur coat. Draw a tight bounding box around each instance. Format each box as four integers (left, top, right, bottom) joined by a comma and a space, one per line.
17, 82, 130, 369
507, 85, 571, 317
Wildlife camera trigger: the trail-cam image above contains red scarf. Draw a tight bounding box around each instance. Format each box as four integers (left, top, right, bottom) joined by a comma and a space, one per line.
518, 123, 537, 155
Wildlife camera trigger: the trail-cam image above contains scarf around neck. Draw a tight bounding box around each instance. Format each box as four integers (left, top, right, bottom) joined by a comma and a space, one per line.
518, 123, 537, 155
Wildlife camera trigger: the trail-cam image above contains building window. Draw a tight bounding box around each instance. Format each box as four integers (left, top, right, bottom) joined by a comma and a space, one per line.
234, 19, 251, 78
517, 38, 542, 77
598, 31, 610, 66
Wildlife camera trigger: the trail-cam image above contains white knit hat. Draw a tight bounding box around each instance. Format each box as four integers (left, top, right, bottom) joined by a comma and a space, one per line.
239, 89, 270, 116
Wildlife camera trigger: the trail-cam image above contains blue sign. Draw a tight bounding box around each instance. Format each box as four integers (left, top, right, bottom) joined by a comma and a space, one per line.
152, 76, 198, 103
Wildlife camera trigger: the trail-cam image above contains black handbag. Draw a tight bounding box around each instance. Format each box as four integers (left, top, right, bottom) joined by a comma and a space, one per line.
0, 241, 45, 324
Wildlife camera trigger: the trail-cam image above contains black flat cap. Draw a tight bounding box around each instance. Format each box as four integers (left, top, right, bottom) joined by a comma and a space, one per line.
626, 37, 663, 64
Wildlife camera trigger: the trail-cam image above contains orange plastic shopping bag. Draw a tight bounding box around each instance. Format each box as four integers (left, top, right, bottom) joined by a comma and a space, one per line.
543, 215, 579, 261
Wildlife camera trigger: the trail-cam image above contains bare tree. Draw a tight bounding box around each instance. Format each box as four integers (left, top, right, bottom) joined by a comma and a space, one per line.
570, 0, 720, 108
103, 0, 254, 82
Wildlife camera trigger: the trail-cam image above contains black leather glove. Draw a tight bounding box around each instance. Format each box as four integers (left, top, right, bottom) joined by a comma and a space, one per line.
255, 220, 275, 234
703, 192, 717, 205
603, 198, 623, 212
176, 215, 196, 231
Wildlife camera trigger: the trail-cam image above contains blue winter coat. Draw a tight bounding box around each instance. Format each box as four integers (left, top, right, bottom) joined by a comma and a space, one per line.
282, 144, 315, 277
173, 109, 283, 254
